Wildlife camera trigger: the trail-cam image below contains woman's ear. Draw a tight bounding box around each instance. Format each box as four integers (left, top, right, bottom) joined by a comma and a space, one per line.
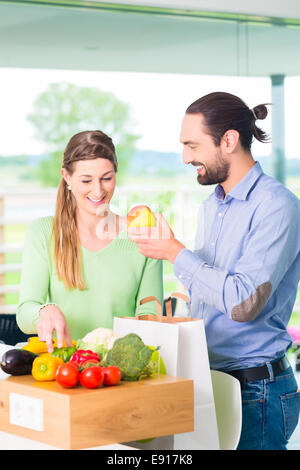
61, 167, 70, 185
221, 129, 240, 154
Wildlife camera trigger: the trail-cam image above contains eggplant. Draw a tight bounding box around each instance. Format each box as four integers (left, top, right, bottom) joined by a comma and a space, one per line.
1, 349, 38, 376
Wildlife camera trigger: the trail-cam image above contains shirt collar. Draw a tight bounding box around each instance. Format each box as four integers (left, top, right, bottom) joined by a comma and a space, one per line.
215, 161, 263, 202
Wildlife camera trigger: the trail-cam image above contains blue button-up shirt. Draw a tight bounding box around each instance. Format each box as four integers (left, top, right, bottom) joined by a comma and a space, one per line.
173, 162, 300, 370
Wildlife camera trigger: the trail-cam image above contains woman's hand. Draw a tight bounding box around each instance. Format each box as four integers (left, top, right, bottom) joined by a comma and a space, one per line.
36, 305, 73, 353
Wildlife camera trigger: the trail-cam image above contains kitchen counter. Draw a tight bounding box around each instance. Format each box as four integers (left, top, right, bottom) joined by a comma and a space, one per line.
0, 430, 137, 450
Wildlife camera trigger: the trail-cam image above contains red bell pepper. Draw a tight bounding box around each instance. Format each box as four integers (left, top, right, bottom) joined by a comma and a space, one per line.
70, 349, 100, 366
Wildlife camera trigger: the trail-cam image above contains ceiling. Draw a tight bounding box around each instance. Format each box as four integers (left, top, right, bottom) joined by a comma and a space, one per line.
0, 1, 300, 76
97, 0, 300, 20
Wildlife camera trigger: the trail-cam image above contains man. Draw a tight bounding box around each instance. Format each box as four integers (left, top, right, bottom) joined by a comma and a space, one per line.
128, 92, 300, 450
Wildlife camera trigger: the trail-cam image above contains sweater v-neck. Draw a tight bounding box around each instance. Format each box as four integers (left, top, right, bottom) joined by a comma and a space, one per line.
81, 228, 127, 255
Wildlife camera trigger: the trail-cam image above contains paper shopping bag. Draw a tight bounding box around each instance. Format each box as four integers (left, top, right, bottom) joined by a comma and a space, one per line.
120, 292, 196, 323
114, 295, 180, 376
114, 293, 220, 450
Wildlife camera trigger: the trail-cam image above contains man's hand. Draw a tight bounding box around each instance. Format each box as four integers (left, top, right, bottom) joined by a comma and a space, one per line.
127, 213, 185, 263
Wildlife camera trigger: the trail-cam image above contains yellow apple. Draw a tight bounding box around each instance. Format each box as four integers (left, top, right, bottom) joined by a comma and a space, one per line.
126, 205, 157, 228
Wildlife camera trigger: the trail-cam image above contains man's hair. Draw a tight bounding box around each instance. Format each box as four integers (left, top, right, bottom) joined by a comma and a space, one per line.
186, 91, 270, 151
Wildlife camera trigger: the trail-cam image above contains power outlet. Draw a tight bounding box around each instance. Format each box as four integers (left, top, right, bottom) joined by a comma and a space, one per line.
9, 392, 44, 432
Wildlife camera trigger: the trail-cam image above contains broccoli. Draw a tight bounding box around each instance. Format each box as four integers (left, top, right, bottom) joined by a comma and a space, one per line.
104, 333, 158, 381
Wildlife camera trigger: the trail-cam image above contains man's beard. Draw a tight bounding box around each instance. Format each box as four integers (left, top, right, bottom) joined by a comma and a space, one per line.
196, 151, 229, 186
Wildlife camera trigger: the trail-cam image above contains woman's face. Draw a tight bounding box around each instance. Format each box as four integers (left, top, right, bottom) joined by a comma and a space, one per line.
62, 158, 117, 217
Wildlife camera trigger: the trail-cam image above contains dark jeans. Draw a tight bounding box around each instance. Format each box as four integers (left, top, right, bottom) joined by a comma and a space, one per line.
237, 365, 300, 450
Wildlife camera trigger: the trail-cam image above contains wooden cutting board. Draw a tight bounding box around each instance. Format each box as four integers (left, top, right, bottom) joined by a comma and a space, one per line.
0, 374, 194, 449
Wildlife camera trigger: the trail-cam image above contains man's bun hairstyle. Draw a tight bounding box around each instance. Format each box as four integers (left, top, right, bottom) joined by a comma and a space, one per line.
186, 92, 271, 151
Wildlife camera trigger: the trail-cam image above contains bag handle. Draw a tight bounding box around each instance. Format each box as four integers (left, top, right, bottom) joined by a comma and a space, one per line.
164, 292, 192, 319
135, 296, 162, 321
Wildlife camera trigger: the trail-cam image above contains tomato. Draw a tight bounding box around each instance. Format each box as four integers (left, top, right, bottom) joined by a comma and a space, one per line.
56, 362, 80, 388
80, 366, 104, 389
70, 350, 100, 366
68, 360, 80, 369
102, 366, 122, 386
80, 358, 100, 369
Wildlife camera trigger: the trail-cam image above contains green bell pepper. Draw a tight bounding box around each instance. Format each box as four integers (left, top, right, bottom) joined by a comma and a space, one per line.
51, 346, 77, 363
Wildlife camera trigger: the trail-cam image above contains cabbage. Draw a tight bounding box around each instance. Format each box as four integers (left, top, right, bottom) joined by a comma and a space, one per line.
76, 327, 122, 359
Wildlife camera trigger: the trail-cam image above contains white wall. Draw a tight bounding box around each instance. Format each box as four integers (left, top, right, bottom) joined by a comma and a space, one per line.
97, 0, 300, 19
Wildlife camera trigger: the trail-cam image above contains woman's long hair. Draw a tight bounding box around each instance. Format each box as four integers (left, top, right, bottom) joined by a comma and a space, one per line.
53, 130, 118, 290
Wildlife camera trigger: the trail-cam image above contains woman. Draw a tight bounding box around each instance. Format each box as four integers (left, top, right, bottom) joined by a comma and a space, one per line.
16, 130, 163, 352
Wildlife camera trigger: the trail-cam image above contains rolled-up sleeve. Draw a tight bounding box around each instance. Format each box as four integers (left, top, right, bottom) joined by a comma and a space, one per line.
174, 197, 300, 322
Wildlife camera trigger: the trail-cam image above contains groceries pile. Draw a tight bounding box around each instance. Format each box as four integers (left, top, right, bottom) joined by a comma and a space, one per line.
0, 328, 163, 390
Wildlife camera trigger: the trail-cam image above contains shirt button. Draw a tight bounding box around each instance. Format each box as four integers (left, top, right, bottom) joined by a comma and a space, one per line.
179, 274, 183, 279
210, 242, 215, 246
218, 212, 223, 217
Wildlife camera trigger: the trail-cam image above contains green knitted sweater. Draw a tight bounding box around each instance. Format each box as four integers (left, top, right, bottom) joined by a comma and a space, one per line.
16, 216, 163, 341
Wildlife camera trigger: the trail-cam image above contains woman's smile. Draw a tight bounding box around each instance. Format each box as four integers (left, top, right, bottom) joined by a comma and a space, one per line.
86, 195, 106, 206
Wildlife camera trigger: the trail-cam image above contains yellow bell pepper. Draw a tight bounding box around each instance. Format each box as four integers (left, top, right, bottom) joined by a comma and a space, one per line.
31, 355, 63, 381
23, 337, 77, 355
22, 337, 49, 354
52, 338, 77, 348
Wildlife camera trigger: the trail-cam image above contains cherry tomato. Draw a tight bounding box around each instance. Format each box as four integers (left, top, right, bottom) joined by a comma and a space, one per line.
80, 366, 104, 389
102, 366, 122, 386
56, 362, 80, 388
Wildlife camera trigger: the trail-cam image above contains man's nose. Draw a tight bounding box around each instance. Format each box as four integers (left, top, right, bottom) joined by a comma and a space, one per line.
182, 149, 193, 165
